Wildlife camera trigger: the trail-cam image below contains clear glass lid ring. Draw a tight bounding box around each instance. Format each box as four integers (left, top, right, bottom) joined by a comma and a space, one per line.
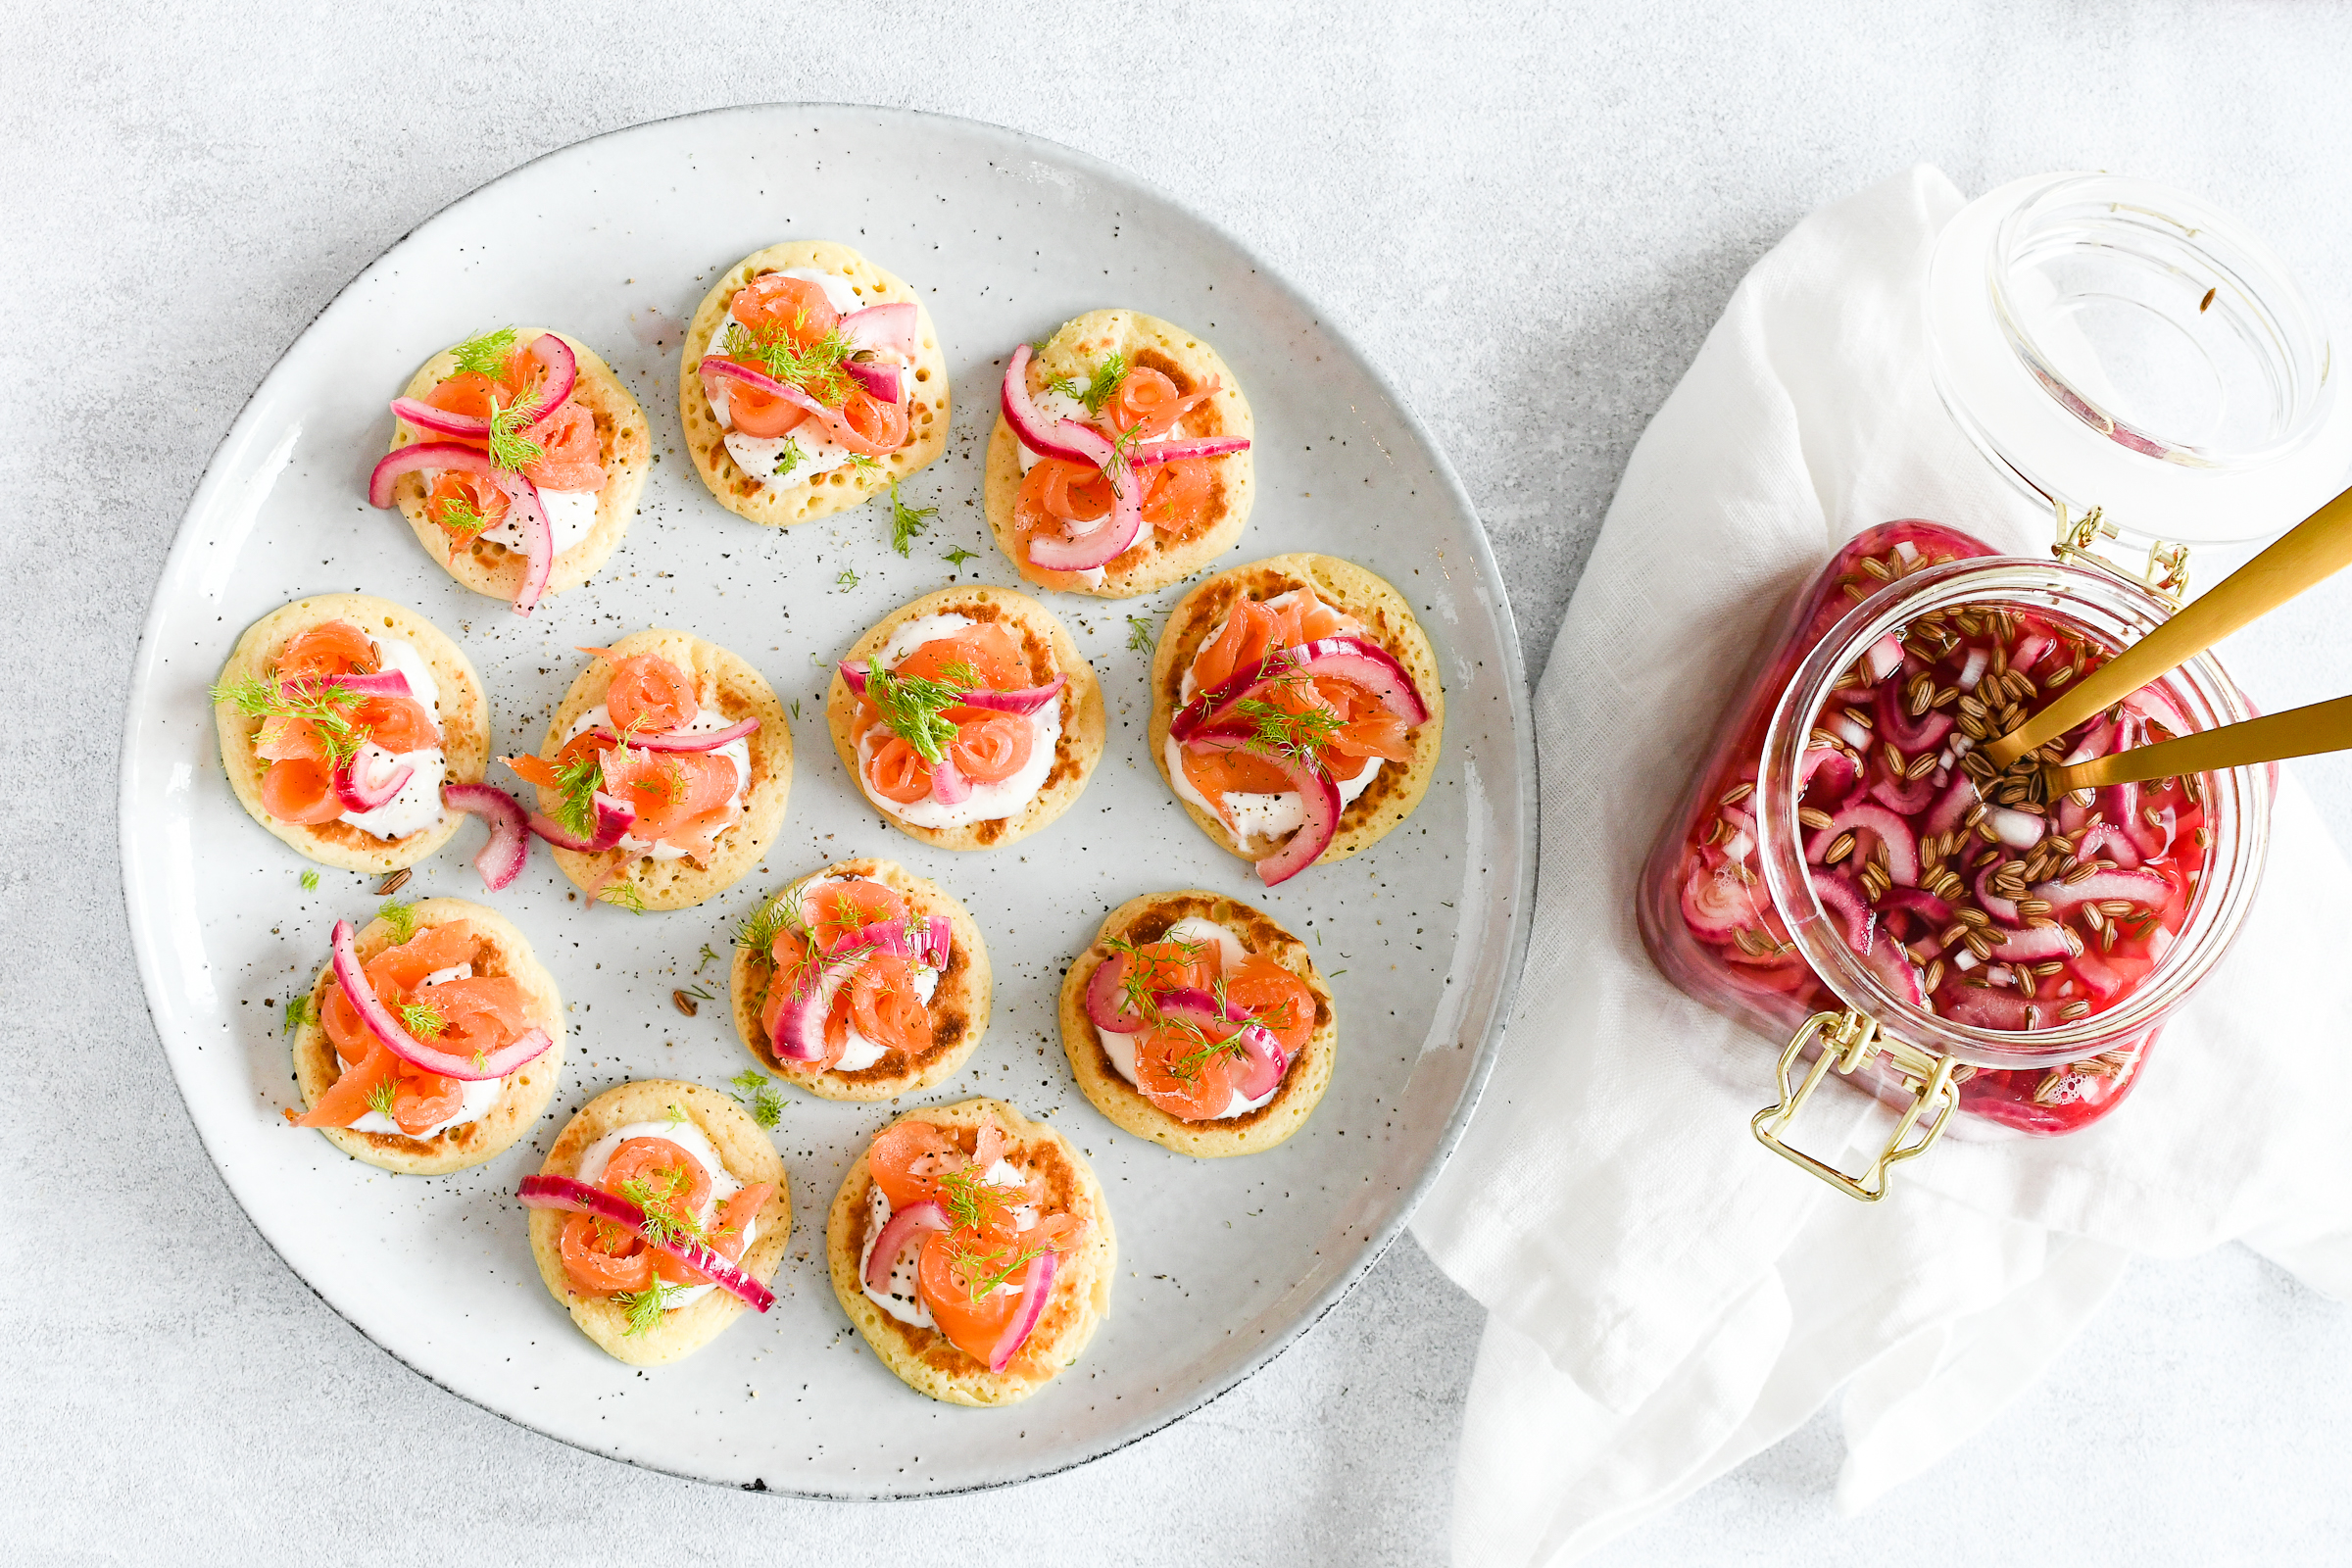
1989, 177, 2331, 470
1927, 172, 2352, 549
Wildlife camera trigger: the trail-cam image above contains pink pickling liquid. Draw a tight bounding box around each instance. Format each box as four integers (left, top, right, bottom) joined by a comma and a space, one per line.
1637, 521, 2216, 1134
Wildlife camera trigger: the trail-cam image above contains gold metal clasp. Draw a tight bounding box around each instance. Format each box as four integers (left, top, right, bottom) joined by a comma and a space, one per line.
1751, 1010, 1963, 1201
2050, 502, 2190, 608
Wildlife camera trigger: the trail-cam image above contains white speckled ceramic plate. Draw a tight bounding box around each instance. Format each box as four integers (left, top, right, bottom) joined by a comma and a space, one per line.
122, 104, 1532, 1495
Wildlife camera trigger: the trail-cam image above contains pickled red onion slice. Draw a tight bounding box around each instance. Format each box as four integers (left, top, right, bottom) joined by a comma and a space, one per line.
1796, 747, 1860, 808
862, 1200, 948, 1293
828, 915, 953, 969
387, 331, 578, 440
366, 442, 552, 616
442, 782, 529, 891
840, 302, 918, 358
845, 359, 905, 402
1803, 802, 1919, 885
837, 662, 1064, 716
329, 918, 553, 1082
1182, 733, 1343, 885
332, 751, 414, 812
769, 951, 865, 1062
1875, 677, 1954, 753
1988, 925, 2078, 963
279, 669, 411, 701
591, 717, 760, 754
525, 789, 635, 853
928, 748, 974, 806
2030, 868, 2174, 923
1130, 435, 1251, 466
988, 1250, 1056, 1374
516, 1174, 773, 1312
1171, 636, 1430, 743
1810, 871, 1876, 952
1000, 343, 1110, 466
1085, 951, 1151, 1031
506, 478, 554, 616
1680, 857, 1771, 945
839, 302, 917, 403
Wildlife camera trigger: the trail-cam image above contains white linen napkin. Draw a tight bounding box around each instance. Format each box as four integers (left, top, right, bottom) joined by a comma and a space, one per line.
1410, 165, 2352, 1566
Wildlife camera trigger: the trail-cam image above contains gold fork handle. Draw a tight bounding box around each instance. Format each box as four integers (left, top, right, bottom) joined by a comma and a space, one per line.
2049, 692, 2352, 793
1984, 482, 2352, 770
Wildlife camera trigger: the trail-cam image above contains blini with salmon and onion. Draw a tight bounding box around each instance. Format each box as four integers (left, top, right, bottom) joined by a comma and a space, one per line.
827, 1098, 1114, 1406
826, 586, 1104, 853
984, 308, 1253, 598
288, 898, 564, 1176
524, 629, 793, 912
214, 593, 490, 874
1060, 890, 1335, 1158
1150, 553, 1444, 882
525, 1079, 792, 1367
727, 858, 992, 1102
679, 240, 949, 528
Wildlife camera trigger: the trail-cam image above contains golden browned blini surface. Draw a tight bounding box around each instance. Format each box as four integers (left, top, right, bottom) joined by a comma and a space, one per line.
1150, 553, 1446, 869
386, 329, 651, 600
538, 629, 793, 911
727, 858, 992, 1102
825, 586, 1105, 852
288, 899, 564, 1175
826, 1098, 1115, 1406
678, 240, 950, 527
1058, 890, 1337, 1158
983, 308, 1254, 599
214, 593, 489, 873
525, 1079, 792, 1367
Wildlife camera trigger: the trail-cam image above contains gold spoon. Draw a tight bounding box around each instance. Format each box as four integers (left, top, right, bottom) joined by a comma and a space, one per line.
1982, 481, 2352, 775
2043, 692, 2352, 795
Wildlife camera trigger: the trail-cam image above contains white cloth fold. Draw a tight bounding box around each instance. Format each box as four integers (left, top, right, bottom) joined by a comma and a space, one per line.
1411, 165, 2352, 1564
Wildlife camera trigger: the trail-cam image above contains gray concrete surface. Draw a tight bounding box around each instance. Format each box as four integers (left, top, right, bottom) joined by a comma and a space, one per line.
7, 2, 2350, 1563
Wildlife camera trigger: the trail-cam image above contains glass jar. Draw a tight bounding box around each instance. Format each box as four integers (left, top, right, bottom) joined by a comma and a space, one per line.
1636, 518, 2272, 1197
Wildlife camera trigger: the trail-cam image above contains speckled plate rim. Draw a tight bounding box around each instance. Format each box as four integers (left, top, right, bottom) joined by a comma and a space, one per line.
119, 101, 1537, 1496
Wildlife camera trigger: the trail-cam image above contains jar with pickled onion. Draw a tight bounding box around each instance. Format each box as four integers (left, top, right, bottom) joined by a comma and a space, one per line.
1637, 519, 2273, 1194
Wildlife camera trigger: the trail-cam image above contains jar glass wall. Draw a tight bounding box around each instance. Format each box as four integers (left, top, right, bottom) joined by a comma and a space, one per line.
1637, 519, 2271, 1136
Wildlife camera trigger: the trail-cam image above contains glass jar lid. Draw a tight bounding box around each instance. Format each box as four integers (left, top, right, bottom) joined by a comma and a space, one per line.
1928, 172, 2352, 548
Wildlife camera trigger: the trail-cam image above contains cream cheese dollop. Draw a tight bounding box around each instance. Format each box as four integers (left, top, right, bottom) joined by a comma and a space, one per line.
338, 634, 447, 841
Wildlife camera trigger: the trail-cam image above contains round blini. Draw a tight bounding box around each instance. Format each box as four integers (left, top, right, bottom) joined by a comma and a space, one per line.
679, 240, 950, 527
1151, 554, 1446, 869
827, 1098, 1115, 1406
983, 308, 1254, 599
536, 629, 793, 911
727, 859, 992, 1102
386, 329, 651, 601
1059, 890, 1337, 1158
214, 593, 490, 873
288, 898, 564, 1175
525, 1079, 792, 1367
826, 586, 1106, 852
